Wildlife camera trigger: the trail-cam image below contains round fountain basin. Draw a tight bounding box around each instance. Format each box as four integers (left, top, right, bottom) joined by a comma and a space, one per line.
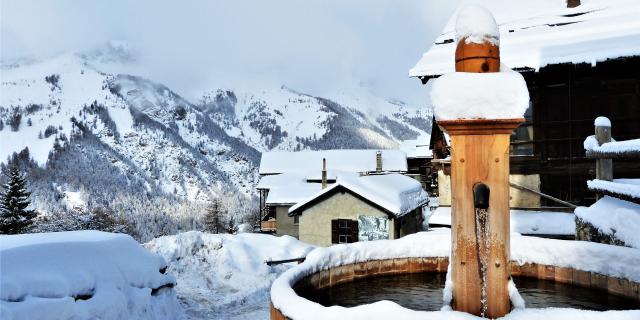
297, 272, 639, 311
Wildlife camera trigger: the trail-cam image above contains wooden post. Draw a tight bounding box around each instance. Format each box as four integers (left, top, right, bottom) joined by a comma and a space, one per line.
322, 158, 327, 190
439, 119, 522, 318
595, 121, 613, 182
439, 19, 520, 317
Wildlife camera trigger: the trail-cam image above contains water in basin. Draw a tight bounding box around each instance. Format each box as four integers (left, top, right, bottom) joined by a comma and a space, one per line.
298, 272, 639, 311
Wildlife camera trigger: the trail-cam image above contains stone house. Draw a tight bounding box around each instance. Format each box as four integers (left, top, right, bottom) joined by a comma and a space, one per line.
288, 174, 428, 246
256, 149, 429, 246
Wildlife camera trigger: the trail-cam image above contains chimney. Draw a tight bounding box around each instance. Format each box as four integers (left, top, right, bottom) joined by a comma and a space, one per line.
567, 0, 580, 8
375, 151, 383, 172
321, 158, 327, 189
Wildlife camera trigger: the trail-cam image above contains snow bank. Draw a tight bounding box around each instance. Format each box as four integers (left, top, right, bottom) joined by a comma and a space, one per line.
587, 179, 640, 199
429, 68, 529, 120
271, 230, 640, 319
145, 231, 314, 319
575, 196, 640, 248
584, 136, 640, 154
455, 5, 500, 45
0, 231, 179, 320
289, 173, 428, 217
429, 207, 575, 235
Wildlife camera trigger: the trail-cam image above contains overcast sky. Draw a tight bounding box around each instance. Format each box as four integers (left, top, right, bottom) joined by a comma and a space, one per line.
1, 0, 458, 105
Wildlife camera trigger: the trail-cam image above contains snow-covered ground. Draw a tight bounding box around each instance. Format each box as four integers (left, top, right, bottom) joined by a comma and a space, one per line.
0, 231, 179, 320
576, 196, 640, 248
429, 207, 575, 236
144, 231, 314, 319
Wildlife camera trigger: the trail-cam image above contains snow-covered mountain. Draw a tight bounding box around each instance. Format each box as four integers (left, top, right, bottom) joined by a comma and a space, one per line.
0, 48, 431, 240
199, 86, 431, 153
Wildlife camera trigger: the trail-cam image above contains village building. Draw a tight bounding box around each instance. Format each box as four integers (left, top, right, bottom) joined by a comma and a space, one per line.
256, 149, 428, 246
411, 0, 640, 208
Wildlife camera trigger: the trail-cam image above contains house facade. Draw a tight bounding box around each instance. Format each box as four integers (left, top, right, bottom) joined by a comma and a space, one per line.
289, 174, 427, 246
256, 149, 429, 246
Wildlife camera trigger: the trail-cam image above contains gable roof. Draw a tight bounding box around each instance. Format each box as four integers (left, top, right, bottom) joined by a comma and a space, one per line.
410, 0, 640, 78
288, 173, 428, 217
259, 149, 407, 175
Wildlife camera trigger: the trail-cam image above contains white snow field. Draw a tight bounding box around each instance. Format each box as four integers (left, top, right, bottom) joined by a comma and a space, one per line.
0, 231, 180, 320
144, 231, 315, 319
429, 207, 575, 236
272, 229, 640, 320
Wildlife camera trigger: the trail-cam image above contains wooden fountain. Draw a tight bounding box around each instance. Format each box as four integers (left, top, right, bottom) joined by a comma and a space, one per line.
437, 28, 524, 318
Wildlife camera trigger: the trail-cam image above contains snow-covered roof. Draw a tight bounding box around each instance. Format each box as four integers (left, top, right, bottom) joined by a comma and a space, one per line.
410, 0, 640, 78
288, 173, 428, 217
258, 172, 336, 205
259, 150, 407, 175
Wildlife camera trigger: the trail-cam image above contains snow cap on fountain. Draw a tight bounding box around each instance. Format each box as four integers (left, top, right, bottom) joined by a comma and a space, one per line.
455, 4, 499, 46
429, 64, 530, 120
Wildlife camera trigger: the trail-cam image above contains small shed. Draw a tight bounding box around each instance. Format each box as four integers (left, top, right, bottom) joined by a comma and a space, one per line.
288, 174, 428, 246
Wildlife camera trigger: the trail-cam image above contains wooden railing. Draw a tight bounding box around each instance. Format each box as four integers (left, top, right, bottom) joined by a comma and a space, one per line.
585, 118, 640, 203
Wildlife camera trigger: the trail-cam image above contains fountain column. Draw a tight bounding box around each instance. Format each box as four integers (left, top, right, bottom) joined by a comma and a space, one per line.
434, 6, 526, 319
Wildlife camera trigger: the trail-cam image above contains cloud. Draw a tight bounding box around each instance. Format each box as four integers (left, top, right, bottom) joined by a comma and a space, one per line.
1, 0, 458, 105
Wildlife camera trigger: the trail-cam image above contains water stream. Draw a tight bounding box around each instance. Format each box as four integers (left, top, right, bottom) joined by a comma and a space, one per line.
474, 207, 490, 317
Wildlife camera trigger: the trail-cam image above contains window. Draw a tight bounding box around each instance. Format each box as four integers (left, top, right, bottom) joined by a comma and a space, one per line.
293, 215, 299, 224
331, 219, 358, 244
510, 102, 534, 156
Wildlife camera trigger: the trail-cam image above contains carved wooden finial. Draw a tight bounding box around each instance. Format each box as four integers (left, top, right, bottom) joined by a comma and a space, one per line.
454, 5, 500, 73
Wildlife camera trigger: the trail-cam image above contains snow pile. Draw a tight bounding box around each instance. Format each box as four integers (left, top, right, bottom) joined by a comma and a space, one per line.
259, 149, 408, 175
289, 173, 428, 217
455, 5, 500, 45
271, 230, 640, 319
575, 196, 640, 248
429, 207, 575, 235
584, 136, 640, 154
144, 231, 314, 319
0, 231, 179, 320
587, 179, 640, 199
429, 67, 530, 120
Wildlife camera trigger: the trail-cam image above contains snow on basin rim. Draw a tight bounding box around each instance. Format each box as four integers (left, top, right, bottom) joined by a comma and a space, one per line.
429, 69, 529, 121
456, 4, 499, 45
271, 230, 640, 319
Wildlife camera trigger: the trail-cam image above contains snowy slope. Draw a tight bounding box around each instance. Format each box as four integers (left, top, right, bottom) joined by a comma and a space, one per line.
145, 231, 314, 319
198, 86, 432, 153
0, 53, 260, 200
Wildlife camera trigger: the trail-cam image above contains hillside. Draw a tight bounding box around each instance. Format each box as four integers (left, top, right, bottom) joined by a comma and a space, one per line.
0, 49, 431, 240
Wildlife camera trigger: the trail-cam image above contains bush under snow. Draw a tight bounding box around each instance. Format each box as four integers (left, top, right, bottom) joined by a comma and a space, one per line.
0, 231, 179, 320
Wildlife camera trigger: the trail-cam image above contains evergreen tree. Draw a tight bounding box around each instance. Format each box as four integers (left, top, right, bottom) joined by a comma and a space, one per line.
0, 166, 37, 234
203, 198, 224, 234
